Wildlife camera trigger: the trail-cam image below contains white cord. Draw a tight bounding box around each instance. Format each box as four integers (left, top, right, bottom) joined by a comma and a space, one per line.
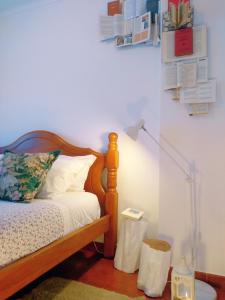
93, 241, 104, 255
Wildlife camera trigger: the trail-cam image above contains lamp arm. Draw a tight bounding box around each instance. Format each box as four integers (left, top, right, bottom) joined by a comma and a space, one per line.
142, 125, 198, 270
142, 126, 193, 181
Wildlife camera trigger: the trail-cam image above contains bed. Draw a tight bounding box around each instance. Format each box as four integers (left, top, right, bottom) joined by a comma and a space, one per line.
0, 130, 119, 299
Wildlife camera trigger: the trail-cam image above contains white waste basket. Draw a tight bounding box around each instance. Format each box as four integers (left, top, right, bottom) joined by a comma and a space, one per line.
137, 239, 171, 297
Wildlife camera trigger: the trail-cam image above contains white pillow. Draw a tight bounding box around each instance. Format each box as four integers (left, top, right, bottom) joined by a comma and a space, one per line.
68, 154, 96, 192
38, 154, 96, 198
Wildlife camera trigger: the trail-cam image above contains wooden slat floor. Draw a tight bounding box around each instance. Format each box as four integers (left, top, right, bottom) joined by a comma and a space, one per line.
11, 245, 225, 299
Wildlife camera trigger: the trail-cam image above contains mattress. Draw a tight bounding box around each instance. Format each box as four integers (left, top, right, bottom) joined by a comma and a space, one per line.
0, 192, 100, 267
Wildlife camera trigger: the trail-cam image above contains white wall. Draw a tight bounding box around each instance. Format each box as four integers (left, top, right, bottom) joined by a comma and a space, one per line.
0, 1, 160, 235
0, 0, 224, 276
159, 0, 225, 275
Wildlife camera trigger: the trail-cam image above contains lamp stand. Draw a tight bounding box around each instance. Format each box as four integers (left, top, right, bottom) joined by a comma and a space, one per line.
126, 119, 218, 300
145, 127, 218, 300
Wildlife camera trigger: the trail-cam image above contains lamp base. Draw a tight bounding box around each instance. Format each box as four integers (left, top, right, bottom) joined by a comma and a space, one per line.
195, 279, 217, 300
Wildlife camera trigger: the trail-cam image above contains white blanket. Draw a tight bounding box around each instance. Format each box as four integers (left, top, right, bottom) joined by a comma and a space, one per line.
0, 192, 100, 267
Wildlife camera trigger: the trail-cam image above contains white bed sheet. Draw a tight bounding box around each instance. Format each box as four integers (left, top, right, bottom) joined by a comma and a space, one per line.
0, 192, 100, 267
36, 191, 101, 235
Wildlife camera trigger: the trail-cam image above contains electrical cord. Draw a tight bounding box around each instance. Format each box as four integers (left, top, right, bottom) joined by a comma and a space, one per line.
93, 241, 104, 255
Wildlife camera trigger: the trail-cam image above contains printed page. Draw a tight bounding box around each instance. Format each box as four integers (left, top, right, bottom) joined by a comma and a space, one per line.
123, 0, 136, 19
188, 103, 209, 116
135, 0, 147, 17
163, 63, 178, 90
100, 15, 124, 40
193, 25, 207, 58
123, 0, 147, 19
152, 13, 160, 46
124, 18, 134, 35
197, 58, 208, 83
162, 30, 175, 62
164, 60, 197, 90
178, 58, 208, 84
99, 16, 115, 39
162, 25, 207, 63
180, 79, 216, 104
113, 15, 126, 35
177, 61, 197, 88
132, 12, 151, 44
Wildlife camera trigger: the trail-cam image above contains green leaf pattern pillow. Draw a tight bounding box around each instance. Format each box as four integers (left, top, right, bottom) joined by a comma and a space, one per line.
0, 150, 60, 202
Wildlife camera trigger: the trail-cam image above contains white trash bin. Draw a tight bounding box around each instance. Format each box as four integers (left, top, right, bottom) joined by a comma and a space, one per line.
137, 239, 171, 297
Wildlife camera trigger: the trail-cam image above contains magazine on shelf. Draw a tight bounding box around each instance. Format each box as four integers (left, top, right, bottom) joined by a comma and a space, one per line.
132, 12, 151, 44
115, 12, 151, 47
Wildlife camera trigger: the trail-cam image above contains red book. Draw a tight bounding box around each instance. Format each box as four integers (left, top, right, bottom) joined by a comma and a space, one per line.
107, 1, 121, 16
168, 0, 189, 9
175, 28, 193, 56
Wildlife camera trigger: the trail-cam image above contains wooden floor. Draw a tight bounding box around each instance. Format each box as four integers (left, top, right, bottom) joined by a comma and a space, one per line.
52, 250, 150, 299
12, 245, 225, 299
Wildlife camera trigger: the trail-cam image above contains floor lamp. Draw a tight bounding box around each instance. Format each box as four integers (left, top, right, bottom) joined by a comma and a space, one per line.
126, 119, 217, 300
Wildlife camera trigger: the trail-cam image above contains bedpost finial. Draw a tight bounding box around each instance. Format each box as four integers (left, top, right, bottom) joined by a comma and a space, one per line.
108, 132, 118, 156
106, 131, 119, 177
109, 132, 118, 144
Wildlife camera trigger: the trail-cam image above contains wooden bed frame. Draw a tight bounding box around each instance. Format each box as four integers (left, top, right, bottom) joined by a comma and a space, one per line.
0, 130, 119, 299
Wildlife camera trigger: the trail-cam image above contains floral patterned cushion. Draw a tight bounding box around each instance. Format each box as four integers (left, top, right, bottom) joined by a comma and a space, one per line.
0, 150, 60, 202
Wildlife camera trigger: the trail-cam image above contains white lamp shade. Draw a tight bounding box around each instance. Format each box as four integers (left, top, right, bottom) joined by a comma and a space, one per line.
126, 119, 145, 140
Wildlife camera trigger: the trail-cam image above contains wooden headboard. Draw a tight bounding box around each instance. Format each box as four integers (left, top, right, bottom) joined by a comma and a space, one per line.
0, 130, 119, 216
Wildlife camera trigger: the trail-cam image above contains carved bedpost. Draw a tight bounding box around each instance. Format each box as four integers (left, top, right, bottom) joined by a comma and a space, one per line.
104, 132, 119, 258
